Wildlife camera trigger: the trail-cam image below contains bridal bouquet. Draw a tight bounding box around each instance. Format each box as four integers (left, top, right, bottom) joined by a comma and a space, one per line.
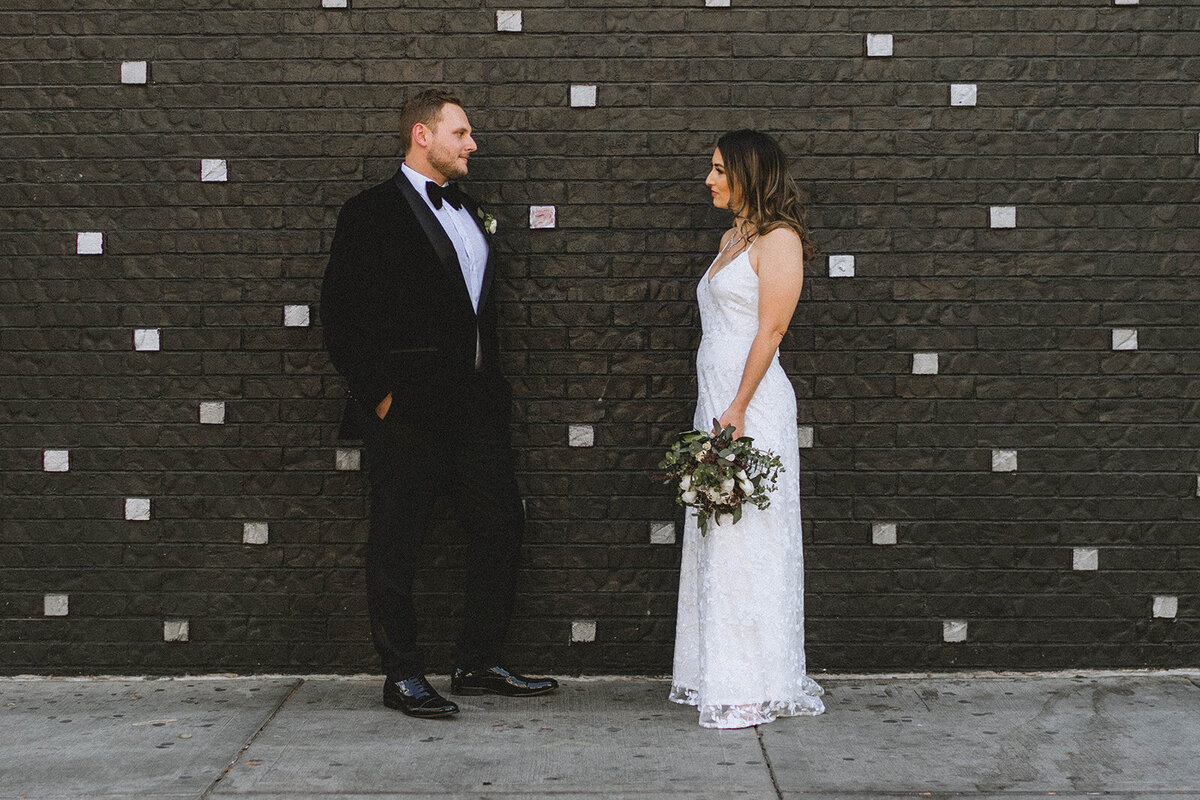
655, 419, 784, 535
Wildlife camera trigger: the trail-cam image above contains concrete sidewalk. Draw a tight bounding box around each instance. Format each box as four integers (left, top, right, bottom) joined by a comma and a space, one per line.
1, 671, 1196, 800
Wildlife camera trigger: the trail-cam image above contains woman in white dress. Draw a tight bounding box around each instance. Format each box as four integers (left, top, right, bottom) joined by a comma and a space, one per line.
670, 130, 826, 729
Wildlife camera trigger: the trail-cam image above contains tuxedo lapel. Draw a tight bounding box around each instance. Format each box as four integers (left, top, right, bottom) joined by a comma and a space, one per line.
461, 195, 497, 312
392, 170, 470, 296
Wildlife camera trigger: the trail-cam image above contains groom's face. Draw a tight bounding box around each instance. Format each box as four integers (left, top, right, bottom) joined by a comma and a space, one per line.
425, 103, 476, 182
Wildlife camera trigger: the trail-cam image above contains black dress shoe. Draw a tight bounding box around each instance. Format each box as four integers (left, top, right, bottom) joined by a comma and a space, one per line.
450, 665, 559, 697
383, 675, 459, 718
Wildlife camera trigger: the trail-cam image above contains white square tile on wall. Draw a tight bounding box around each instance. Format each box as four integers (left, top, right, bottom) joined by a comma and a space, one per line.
571, 620, 597, 642
568, 424, 594, 447
163, 619, 190, 641
77, 232, 104, 255
872, 523, 897, 546
44, 594, 69, 616
943, 620, 968, 642
866, 33, 893, 57
529, 206, 556, 229
496, 10, 522, 31
950, 83, 978, 107
912, 353, 939, 375
991, 449, 1018, 472
284, 305, 310, 327
43, 449, 70, 472
704, 0, 731, 6
1072, 548, 1099, 571
134, 328, 160, 351
201, 159, 228, 182
125, 498, 151, 521
650, 522, 676, 544
199, 401, 226, 424
828, 254, 855, 278
1111, 328, 1138, 351
989, 206, 1017, 229
243, 522, 269, 545
1152, 595, 1177, 619
120, 61, 148, 84
570, 84, 597, 107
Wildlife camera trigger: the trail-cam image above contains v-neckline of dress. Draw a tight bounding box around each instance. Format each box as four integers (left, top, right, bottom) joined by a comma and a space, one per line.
707, 246, 751, 285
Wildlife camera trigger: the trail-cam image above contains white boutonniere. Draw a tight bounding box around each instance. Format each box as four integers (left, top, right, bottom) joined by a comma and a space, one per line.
477, 207, 498, 234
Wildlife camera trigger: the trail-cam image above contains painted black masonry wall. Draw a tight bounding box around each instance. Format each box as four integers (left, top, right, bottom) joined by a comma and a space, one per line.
2, 1, 1199, 676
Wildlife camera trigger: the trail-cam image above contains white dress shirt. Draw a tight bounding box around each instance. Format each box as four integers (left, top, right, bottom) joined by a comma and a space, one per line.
401, 163, 489, 312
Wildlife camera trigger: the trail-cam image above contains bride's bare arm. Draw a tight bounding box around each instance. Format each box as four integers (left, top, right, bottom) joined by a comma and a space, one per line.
717, 228, 804, 437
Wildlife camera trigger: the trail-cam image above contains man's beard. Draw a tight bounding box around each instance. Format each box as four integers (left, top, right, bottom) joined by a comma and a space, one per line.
430, 148, 468, 181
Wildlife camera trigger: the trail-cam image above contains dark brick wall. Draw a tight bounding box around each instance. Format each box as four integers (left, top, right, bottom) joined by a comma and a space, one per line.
2, 0, 1198, 675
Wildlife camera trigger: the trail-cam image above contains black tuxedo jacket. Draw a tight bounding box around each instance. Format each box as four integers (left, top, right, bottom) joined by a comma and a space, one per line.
320, 169, 507, 438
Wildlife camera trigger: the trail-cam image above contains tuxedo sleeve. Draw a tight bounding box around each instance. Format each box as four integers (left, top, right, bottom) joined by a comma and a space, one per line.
320, 199, 392, 410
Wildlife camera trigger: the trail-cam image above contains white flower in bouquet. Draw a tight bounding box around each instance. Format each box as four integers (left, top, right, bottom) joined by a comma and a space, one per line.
720, 477, 736, 495
681, 490, 697, 504
680, 474, 692, 491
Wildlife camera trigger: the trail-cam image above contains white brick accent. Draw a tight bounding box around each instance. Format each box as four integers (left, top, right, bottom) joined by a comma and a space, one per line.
1112, 328, 1138, 351
496, 10, 522, 31
125, 498, 151, 521
650, 522, 676, 545
1113, 0, 1139, 5
529, 205, 556, 229
201, 159, 228, 182
43, 449, 70, 472
797, 425, 814, 449
943, 620, 968, 643
243, 522, 269, 545
76, 232, 103, 255
989, 206, 1017, 229
322, 0, 348, 7
120, 61, 148, 84
1072, 547, 1099, 571
912, 352, 939, 375
571, 620, 597, 642
828, 254, 855, 278
705, 0, 731, 6
44, 594, 69, 616
568, 424, 594, 447
163, 619, 190, 642
950, 83, 978, 107
335, 448, 361, 471
866, 33, 893, 57
284, 304, 310, 327
570, 84, 597, 107
872, 522, 897, 546
1152, 595, 1178, 619
133, 328, 160, 351
991, 449, 1018, 472
199, 401, 226, 424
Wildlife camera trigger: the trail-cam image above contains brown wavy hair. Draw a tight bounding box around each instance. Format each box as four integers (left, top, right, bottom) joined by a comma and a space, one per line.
716, 129, 818, 259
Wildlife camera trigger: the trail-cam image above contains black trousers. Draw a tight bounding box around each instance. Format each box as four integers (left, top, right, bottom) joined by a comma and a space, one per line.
357, 374, 524, 679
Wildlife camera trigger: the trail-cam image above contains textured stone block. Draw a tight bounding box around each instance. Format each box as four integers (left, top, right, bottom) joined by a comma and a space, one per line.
571, 620, 597, 642
243, 522, 269, 545
872, 522, 897, 546
943, 620, 968, 642
828, 254, 855, 278
163, 619, 190, 642
650, 522, 676, 545
125, 498, 151, 521
199, 401, 226, 424
950, 84, 978, 107
797, 426, 813, 448
568, 424, 594, 447
1072, 547, 1099, 571
866, 34, 893, 57
992, 450, 1018, 472
43, 449, 69, 472
134, 328, 161, 351
120, 61, 147, 84
335, 448, 360, 471
529, 206, 556, 229
990, 206, 1017, 229
1111, 328, 1138, 351
912, 353, 939, 375
44, 594, 69, 617
570, 85, 597, 108
1152, 595, 1177, 619
496, 10, 522, 31
283, 305, 310, 327
201, 159, 228, 182
76, 232, 103, 255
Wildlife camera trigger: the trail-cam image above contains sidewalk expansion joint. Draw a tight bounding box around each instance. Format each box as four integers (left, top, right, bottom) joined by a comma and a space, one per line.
198, 677, 304, 800
755, 725, 784, 800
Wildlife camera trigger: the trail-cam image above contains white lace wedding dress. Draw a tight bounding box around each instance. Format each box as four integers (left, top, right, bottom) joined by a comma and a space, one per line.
670, 245, 825, 729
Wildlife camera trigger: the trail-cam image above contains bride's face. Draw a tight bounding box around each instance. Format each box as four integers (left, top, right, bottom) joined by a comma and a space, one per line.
705, 148, 732, 210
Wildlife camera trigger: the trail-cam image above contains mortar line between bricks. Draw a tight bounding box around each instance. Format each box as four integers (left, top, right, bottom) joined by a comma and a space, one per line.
197, 677, 304, 800
755, 726, 784, 800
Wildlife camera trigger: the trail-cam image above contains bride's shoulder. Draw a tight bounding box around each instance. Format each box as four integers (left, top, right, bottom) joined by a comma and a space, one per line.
718, 227, 738, 246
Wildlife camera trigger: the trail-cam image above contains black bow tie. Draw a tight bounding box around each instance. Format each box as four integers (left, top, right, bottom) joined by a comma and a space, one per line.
426, 181, 466, 211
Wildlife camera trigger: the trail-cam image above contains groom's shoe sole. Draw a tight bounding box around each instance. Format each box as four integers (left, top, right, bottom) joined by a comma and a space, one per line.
450, 684, 557, 697
382, 695, 459, 717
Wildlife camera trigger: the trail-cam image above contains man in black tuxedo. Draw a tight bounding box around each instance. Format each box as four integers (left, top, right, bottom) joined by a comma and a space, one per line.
320, 89, 556, 718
